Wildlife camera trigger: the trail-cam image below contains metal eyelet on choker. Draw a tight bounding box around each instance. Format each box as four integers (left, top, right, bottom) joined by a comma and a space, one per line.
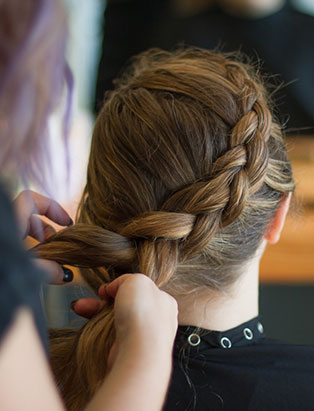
188, 333, 201, 347
243, 327, 253, 340
220, 336, 232, 349
257, 322, 264, 334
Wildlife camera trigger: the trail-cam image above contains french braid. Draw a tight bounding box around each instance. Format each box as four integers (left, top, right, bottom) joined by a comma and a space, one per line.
36, 47, 294, 410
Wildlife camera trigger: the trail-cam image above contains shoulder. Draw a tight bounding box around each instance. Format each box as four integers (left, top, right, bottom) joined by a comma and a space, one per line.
0, 184, 21, 251
0, 184, 16, 227
0, 184, 46, 344
166, 340, 314, 411
0, 184, 32, 271
256, 338, 314, 364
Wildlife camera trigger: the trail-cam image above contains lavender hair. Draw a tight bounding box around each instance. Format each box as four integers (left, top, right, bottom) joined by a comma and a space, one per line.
0, 0, 72, 187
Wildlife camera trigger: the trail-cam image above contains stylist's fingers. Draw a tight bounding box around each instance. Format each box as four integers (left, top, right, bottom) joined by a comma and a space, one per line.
33, 259, 73, 284
71, 298, 105, 319
28, 215, 56, 241
14, 190, 72, 238
102, 274, 178, 350
98, 274, 135, 299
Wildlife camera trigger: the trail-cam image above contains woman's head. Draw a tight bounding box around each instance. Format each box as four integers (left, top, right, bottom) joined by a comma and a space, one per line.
79, 49, 293, 289
39, 47, 294, 409
40, 47, 294, 294
0, 0, 71, 185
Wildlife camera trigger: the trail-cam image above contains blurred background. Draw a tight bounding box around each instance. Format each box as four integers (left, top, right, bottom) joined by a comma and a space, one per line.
44, 0, 314, 344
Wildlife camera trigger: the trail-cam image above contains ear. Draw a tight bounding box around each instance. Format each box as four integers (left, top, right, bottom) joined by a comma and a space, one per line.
264, 193, 291, 244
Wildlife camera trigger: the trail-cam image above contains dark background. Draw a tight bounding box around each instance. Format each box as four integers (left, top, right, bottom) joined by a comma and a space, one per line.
259, 284, 314, 345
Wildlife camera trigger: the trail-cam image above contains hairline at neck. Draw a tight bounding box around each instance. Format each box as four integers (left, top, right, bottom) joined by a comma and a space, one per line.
175, 242, 265, 332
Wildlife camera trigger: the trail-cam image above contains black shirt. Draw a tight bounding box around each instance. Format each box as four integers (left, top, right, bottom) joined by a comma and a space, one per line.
164, 317, 314, 410
0, 184, 47, 347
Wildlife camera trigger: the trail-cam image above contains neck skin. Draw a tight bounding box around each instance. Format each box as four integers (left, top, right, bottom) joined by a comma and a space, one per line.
176, 242, 265, 332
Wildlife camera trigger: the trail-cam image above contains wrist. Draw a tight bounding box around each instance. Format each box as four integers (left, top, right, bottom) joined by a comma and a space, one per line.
101, 335, 173, 411
118, 320, 175, 359
117, 329, 174, 367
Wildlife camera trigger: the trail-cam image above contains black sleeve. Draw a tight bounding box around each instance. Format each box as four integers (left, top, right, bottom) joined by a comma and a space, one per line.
0, 185, 47, 349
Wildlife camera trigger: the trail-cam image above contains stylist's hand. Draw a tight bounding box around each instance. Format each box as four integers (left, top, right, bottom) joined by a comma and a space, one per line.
13, 190, 73, 284
85, 274, 178, 411
103, 274, 178, 368
73, 274, 178, 358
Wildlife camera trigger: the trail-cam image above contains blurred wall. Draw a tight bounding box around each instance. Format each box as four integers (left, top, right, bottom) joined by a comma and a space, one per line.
65, 0, 104, 111
44, 0, 105, 204
292, 0, 314, 15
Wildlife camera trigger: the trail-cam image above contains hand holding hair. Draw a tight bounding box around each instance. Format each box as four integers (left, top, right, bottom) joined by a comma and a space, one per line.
105, 274, 178, 355
13, 190, 74, 284
83, 274, 178, 411
73, 274, 178, 365
73, 272, 179, 321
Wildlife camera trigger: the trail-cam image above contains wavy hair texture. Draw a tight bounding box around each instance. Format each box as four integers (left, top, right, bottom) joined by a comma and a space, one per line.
36, 48, 294, 409
0, 0, 72, 186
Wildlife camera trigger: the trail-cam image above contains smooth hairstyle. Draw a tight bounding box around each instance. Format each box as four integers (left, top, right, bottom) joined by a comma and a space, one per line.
0, 0, 72, 186
37, 47, 294, 409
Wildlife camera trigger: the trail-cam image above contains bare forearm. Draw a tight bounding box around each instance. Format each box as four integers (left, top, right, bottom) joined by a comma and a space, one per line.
85, 340, 172, 411
0, 310, 65, 411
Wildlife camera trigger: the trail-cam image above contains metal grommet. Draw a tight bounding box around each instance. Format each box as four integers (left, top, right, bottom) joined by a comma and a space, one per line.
220, 337, 232, 349
243, 328, 253, 340
188, 333, 201, 347
257, 322, 264, 334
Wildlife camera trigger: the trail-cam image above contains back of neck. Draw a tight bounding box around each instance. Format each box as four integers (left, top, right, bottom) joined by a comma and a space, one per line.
176, 258, 260, 332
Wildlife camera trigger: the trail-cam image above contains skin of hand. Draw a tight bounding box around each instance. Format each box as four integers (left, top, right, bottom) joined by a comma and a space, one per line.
13, 190, 73, 284
85, 274, 179, 411
105, 274, 178, 367
73, 275, 179, 366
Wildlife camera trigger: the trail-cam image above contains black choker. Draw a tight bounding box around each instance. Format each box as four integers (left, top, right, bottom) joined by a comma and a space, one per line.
175, 317, 264, 351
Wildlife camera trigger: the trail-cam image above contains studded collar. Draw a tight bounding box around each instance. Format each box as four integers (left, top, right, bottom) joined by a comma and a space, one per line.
175, 317, 264, 351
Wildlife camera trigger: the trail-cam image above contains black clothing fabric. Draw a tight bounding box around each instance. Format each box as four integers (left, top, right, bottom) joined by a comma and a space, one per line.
95, 0, 314, 134
164, 317, 314, 410
0, 184, 47, 348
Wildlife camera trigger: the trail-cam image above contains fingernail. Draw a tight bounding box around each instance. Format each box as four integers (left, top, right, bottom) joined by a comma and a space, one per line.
98, 284, 107, 294
70, 300, 78, 311
67, 219, 74, 226
62, 267, 73, 282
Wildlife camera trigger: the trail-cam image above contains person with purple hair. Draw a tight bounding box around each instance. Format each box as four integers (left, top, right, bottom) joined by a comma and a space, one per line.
0, 1, 178, 410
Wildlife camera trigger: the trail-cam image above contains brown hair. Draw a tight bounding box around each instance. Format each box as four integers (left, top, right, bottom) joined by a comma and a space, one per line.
37, 48, 294, 409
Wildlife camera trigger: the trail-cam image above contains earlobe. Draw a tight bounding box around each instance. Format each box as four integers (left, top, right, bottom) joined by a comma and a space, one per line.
264, 192, 291, 244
